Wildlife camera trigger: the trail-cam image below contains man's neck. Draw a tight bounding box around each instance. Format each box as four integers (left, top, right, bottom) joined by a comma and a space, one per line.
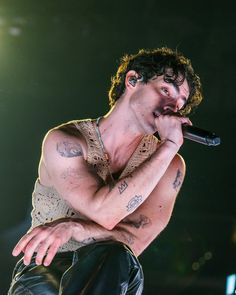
97, 99, 144, 171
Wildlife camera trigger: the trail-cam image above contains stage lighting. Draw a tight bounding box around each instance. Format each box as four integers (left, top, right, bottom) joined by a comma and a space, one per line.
226, 274, 236, 295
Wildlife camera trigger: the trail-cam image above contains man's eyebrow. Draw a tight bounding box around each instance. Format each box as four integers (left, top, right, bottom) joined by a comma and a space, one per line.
152, 76, 188, 103
171, 81, 180, 93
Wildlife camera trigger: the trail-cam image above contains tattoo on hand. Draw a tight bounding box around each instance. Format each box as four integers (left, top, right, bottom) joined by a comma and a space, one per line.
57, 141, 83, 158
173, 169, 183, 191
123, 214, 151, 229
118, 181, 128, 194
126, 195, 142, 212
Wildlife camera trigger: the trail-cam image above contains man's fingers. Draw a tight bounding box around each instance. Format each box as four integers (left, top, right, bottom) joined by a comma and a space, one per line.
12, 227, 41, 257
35, 239, 52, 265
23, 230, 51, 265
12, 222, 73, 266
180, 117, 192, 126
43, 239, 61, 266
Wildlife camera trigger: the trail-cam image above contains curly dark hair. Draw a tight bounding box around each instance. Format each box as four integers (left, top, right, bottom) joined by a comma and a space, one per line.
108, 47, 203, 116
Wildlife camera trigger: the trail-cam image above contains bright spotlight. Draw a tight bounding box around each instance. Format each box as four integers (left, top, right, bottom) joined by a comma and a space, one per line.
226, 274, 236, 295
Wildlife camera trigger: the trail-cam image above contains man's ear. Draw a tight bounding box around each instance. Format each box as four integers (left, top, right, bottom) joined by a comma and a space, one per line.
125, 71, 141, 89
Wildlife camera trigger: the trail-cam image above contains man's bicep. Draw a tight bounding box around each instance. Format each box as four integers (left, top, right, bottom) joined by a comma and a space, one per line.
41, 130, 102, 210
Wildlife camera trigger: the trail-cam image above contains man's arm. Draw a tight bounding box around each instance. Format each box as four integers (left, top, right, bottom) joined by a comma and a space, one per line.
12, 218, 134, 266
118, 153, 186, 255
41, 116, 188, 230
14, 152, 185, 266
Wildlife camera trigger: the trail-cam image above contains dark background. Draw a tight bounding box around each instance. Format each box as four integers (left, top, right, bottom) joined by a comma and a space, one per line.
0, 0, 235, 294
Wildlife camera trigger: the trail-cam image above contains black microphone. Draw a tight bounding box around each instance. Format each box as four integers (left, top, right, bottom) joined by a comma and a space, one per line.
182, 125, 221, 146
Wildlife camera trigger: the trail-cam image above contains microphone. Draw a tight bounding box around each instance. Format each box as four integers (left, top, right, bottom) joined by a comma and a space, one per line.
182, 125, 221, 146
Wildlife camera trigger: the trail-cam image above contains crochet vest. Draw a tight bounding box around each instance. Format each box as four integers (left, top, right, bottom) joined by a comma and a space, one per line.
30, 119, 158, 252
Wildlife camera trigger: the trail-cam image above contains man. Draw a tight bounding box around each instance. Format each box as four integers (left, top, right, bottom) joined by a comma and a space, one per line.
8, 47, 202, 294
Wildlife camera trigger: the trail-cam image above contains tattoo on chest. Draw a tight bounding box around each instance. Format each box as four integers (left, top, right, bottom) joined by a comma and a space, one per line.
118, 181, 128, 194
57, 141, 83, 157
123, 214, 151, 229
126, 195, 142, 212
173, 169, 183, 191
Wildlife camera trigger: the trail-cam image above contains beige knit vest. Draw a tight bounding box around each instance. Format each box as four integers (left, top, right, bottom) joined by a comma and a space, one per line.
30, 119, 158, 252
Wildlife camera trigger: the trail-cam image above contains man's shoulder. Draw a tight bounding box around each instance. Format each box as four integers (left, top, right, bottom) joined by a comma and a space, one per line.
42, 118, 93, 156
45, 118, 92, 140
54, 118, 92, 133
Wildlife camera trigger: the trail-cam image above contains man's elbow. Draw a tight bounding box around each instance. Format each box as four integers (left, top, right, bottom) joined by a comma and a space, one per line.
91, 199, 126, 230
92, 213, 120, 231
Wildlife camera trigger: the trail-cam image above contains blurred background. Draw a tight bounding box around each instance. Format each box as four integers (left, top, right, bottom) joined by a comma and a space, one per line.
0, 0, 235, 294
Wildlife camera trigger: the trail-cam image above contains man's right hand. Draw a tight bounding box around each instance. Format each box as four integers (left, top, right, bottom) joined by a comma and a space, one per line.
12, 219, 77, 266
154, 114, 192, 147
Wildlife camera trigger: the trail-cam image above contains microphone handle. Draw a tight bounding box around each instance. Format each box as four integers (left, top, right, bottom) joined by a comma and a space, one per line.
182, 125, 221, 146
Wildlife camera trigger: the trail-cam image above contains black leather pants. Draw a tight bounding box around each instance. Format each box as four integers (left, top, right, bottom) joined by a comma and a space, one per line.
8, 240, 144, 295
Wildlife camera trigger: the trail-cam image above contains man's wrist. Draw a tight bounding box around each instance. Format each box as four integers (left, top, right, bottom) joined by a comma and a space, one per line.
70, 220, 84, 240
161, 138, 181, 151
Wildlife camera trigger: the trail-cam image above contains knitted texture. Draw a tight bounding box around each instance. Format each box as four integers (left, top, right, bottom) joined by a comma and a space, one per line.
30, 119, 158, 252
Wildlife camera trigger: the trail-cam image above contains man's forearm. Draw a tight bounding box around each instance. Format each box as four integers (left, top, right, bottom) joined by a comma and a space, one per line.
71, 218, 140, 255
79, 141, 179, 229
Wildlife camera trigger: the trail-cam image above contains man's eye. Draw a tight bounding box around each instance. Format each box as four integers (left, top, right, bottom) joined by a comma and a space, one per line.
161, 87, 169, 96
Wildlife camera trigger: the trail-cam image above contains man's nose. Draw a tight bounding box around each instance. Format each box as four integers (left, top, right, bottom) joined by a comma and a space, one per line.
163, 96, 183, 113
163, 103, 179, 113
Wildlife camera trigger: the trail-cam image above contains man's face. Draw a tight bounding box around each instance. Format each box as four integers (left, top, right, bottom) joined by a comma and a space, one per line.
129, 74, 190, 133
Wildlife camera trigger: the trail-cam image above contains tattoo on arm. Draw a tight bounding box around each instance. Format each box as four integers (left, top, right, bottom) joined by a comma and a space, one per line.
126, 195, 142, 212
118, 232, 134, 245
123, 214, 151, 229
57, 141, 83, 157
173, 169, 183, 191
118, 181, 128, 194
